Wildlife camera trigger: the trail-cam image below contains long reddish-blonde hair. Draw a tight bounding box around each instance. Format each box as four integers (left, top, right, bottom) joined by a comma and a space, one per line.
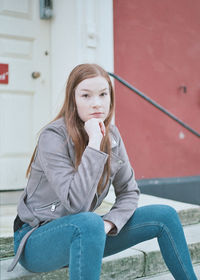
26, 63, 115, 194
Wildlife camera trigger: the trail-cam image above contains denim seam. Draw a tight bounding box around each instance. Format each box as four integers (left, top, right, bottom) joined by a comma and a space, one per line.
77, 228, 82, 280
72, 227, 82, 280
120, 221, 190, 280
120, 221, 161, 233
161, 223, 190, 280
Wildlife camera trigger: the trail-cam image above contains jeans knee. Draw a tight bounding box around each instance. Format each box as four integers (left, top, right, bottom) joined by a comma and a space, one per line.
161, 205, 177, 216
77, 212, 105, 236
157, 205, 179, 225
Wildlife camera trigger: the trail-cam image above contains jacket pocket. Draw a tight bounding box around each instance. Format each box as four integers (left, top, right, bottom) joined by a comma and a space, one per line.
35, 201, 61, 213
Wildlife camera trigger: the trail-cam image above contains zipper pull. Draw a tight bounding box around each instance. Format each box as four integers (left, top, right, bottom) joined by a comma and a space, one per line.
51, 204, 56, 212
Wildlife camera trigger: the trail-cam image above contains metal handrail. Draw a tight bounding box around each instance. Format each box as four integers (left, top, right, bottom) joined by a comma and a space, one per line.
108, 72, 200, 138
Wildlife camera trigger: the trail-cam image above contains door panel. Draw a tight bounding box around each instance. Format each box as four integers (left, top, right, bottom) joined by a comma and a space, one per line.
0, 0, 51, 190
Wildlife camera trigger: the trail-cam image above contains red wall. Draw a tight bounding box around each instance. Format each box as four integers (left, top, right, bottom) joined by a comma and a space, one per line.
113, 0, 200, 179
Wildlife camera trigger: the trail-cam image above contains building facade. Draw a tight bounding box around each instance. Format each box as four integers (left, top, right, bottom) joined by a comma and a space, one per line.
0, 0, 199, 201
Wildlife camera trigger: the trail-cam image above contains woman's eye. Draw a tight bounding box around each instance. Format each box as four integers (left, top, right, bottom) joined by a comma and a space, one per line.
82, 94, 89, 98
100, 92, 107, 97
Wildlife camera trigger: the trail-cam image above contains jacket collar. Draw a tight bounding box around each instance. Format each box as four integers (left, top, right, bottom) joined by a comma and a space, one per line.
111, 136, 117, 148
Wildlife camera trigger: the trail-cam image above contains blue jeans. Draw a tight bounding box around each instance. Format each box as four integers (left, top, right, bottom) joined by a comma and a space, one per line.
14, 205, 197, 280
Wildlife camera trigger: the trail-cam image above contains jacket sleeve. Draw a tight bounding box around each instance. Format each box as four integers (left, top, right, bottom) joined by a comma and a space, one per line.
102, 126, 140, 235
37, 126, 108, 213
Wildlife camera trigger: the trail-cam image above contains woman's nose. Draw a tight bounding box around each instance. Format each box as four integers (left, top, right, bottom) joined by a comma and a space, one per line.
92, 97, 101, 107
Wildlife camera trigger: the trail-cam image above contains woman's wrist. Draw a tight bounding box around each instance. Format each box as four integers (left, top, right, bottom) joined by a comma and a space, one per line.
104, 220, 115, 234
88, 138, 101, 150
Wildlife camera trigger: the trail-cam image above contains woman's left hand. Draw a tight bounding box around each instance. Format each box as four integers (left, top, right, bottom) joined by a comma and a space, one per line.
104, 220, 115, 234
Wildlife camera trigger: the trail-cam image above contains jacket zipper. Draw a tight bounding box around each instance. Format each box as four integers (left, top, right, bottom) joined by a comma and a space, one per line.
35, 201, 61, 212
51, 202, 60, 212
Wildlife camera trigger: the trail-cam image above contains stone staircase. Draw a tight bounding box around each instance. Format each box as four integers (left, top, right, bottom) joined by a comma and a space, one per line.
1, 189, 200, 280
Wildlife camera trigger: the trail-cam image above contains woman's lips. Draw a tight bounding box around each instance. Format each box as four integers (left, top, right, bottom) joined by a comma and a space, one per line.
91, 113, 104, 118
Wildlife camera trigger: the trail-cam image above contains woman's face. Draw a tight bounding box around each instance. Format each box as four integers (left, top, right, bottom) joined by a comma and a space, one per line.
75, 76, 111, 122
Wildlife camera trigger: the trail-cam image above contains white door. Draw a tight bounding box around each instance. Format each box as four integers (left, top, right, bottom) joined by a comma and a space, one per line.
0, 0, 51, 191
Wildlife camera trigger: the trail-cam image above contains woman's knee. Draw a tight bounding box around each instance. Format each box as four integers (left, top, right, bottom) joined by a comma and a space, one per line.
158, 205, 178, 217
151, 205, 179, 225
45, 212, 105, 238
78, 212, 105, 233
60, 212, 105, 236
71, 212, 106, 245
134, 205, 179, 225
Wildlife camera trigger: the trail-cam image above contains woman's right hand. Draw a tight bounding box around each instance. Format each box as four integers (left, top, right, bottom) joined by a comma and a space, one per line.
84, 118, 105, 150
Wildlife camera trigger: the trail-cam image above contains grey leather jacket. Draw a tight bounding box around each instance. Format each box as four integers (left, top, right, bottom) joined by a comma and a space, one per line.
18, 117, 140, 236
8, 117, 140, 272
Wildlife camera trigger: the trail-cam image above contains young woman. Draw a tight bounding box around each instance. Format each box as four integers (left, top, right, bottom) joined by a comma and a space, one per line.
9, 64, 197, 279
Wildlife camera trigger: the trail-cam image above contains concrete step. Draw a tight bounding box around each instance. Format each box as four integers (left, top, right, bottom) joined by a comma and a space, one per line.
1, 223, 200, 280
104, 189, 200, 226
1, 261, 200, 280
1, 191, 200, 279
138, 263, 200, 280
1, 192, 200, 238
1, 198, 199, 260
133, 223, 200, 276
